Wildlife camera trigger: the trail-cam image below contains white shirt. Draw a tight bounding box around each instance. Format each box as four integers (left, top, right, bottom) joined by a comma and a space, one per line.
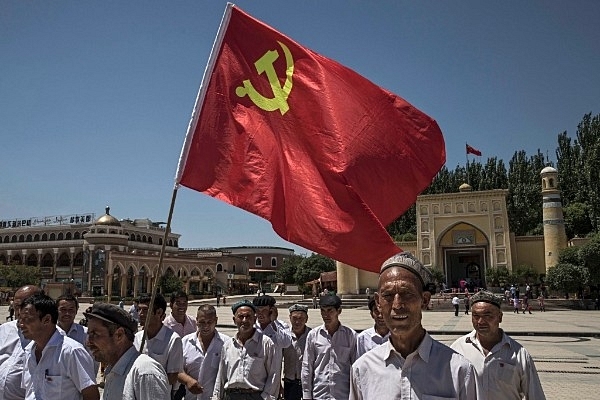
452, 296, 460, 305
255, 320, 293, 350
451, 330, 546, 400
57, 323, 88, 346
212, 330, 280, 400
301, 323, 357, 400
134, 325, 184, 375
0, 321, 30, 400
103, 346, 170, 400
356, 326, 389, 358
350, 333, 476, 400
164, 314, 197, 338
22, 329, 96, 400
282, 327, 311, 381
181, 330, 229, 400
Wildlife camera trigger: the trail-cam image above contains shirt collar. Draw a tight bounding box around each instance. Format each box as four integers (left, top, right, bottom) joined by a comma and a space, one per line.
383, 331, 432, 363
466, 329, 513, 352
110, 346, 140, 377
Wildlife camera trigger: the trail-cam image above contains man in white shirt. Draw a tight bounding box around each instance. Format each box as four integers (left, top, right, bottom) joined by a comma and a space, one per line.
85, 302, 170, 400
0, 285, 42, 400
212, 300, 280, 400
302, 294, 357, 400
19, 293, 99, 400
128, 299, 140, 324
134, 293, 184, 389
452, 295, 460, 316
164, 291, 197, 337
356, 297, 389, 358
252, 295, 293, 350
350, 252, 476, 400
56, 294, 88, 344
451, 290, 546, 399
179, 304, 228, 400
282, 304, 311, 400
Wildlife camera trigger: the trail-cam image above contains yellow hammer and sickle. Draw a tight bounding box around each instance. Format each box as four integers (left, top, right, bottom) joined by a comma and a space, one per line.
235, 41, 294, 115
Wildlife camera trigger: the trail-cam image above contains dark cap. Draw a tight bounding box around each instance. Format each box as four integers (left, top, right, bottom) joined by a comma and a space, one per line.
252, 295, 276, 307
232, 299, 256, 314
470, 290, 502, 308
319, 294, 342, 308
380, 252, 433, 287
83, 303, 138, 334
288, 304, 309, 314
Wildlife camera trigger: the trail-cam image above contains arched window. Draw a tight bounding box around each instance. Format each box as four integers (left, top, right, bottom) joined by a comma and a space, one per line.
11, 235, 17, 243
57, 232, 64, 240
216, 263, 223, 272
26, 234, 33, 242
142, 235, 147, 243
74, 232, 81, 240
66, 232, 72, 240
42, 233, 48, 241
148, 236, 153, 244
271, 257, 277, 267
18, 235, 24, 242
34, 234, 40, 241
49, 233, 56, 241
255, 257, 262, 267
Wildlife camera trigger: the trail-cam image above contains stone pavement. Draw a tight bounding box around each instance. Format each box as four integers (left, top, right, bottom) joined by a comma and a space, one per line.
2, 296, 600, 399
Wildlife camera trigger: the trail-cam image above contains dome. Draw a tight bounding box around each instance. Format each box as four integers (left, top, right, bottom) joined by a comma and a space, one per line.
458, 183, 472, 192
95, 206, 121, 227
540, 166, 557, 175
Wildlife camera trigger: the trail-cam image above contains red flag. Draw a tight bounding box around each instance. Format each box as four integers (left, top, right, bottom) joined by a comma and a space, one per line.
466, 144, 482, 156
176, 5, 445, 273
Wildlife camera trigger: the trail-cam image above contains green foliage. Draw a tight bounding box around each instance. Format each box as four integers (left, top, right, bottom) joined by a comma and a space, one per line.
430, 267, 445, 285
293, 253, 335, 285
558, 246, 582, 266
563, 202, 593, 238
579, 238, 600, 284
158, 274, 183, 295
512, 264, 539, 284
0, 265, 42, 289
275, 254, 304, 284
486, 266, 510, 287
546, 263, 589, 293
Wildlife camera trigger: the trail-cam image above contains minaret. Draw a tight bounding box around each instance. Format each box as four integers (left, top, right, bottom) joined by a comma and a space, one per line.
541, 166, 567, 272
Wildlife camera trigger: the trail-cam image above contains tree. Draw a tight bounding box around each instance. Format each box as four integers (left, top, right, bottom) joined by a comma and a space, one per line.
275, 254, 304, 284
512, 264, 538, 285
430, 267, 445, 286
158, 274, 183, 295
293, 254, 335, 285
579, 238, 600, 286
563, 202, 594, 239
545, 263, 589, 294
486, 266, 510, 287
0, 265, 42, 289
558, 246, 582, 266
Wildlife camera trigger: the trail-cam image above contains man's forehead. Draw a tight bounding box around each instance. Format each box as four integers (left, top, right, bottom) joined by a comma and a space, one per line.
379, 267, 422, 288
472, 302, 500, 313
58, 299, 77, 307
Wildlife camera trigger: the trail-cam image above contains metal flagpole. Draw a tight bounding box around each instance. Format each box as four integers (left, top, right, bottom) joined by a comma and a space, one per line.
139, 186, 179, 352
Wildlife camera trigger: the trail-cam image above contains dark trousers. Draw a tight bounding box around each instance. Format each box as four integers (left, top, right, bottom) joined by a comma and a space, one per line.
454, 304, 459, 316
283, 379, 302, 400
224, 390, 262, 400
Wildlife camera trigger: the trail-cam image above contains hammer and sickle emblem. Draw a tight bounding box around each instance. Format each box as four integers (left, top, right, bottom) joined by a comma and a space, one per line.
235, 41, 294, 115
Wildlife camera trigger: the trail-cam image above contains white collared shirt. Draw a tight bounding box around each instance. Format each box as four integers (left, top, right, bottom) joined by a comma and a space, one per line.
254, 320, 293, 350
181, 330, 229, 400
301, 323, 357, 400
57, 323, 88, 346
356, 326, 389, 358
134, 325, 184, 375
164, 314, 197, 338
22, 329, 96, 400
0, 321, 30, 400
350, 333, 476, 400
451, 330, 546, 400
282, 326, 311, 380
212, 330, 280, 400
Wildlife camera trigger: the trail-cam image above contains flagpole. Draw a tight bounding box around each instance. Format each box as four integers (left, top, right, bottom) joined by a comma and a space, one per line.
139, 185, 179, 352
465, 142, 470, 186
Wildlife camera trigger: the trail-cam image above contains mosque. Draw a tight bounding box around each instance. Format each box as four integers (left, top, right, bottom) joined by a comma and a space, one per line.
335, 166, 574, 295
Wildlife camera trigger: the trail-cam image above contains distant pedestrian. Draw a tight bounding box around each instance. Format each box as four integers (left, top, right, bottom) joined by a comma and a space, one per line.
119, 298, 125, 309
464, 294, 470, 315
537, 294, 545, 312
452, 296, 460, 316
522, 295, 532, 314
6, 299, 14, 321
312, 295, 318, 309
513, 297, 520, 313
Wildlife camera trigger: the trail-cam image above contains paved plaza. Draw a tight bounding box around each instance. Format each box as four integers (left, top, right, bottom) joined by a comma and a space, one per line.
2, 295, 599, 399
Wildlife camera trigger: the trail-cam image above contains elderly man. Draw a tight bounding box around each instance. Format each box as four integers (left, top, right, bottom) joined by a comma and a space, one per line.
0, 285, 42, 400
451, 290, 546, 399
356, 297, 389, 358
179, 304, 229, 400
350, 252, 476, 400
19, 293, 99, 399
213, 300, 280, 400
135, 293, 184, 390
85, 303, 170, 399
302, 294, 357, 400
164, 291, 197, 337
282, 304, 311, 400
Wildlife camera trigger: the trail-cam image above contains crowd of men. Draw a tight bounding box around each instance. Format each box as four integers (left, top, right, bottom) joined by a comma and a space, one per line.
0, 252, 546, 399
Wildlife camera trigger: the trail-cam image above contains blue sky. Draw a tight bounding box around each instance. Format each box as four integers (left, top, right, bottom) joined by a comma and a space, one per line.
1, 1, 599, 255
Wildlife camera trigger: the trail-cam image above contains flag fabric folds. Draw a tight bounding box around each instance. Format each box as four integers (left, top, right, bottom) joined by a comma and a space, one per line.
176, 4, 446, 273
466, 144, 482, 156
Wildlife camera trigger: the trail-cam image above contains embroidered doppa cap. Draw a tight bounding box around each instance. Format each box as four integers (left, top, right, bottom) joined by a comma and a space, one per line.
231, 299, 256, 314
380, 252, 433, 286
319, 294, 342, 308
288, 304, 309, 314
84, 303, 138, 334
470, 290, 502, 308
252, 295, 276, 307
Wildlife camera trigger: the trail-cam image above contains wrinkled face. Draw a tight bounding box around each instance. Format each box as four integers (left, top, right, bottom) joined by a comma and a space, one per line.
171, 296, 188, 320
233, 307, 256, 336
86, 318, 117, 364
370, 304, 388, 332
289, 310, 308, 332
57, 299, 77, 329
196, 311, 217, 340
18, 304, 48, 340
471, 302, 503, 339
376, 267, 429, 335
320, 306, 341, 328
255, 305, 272, 325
